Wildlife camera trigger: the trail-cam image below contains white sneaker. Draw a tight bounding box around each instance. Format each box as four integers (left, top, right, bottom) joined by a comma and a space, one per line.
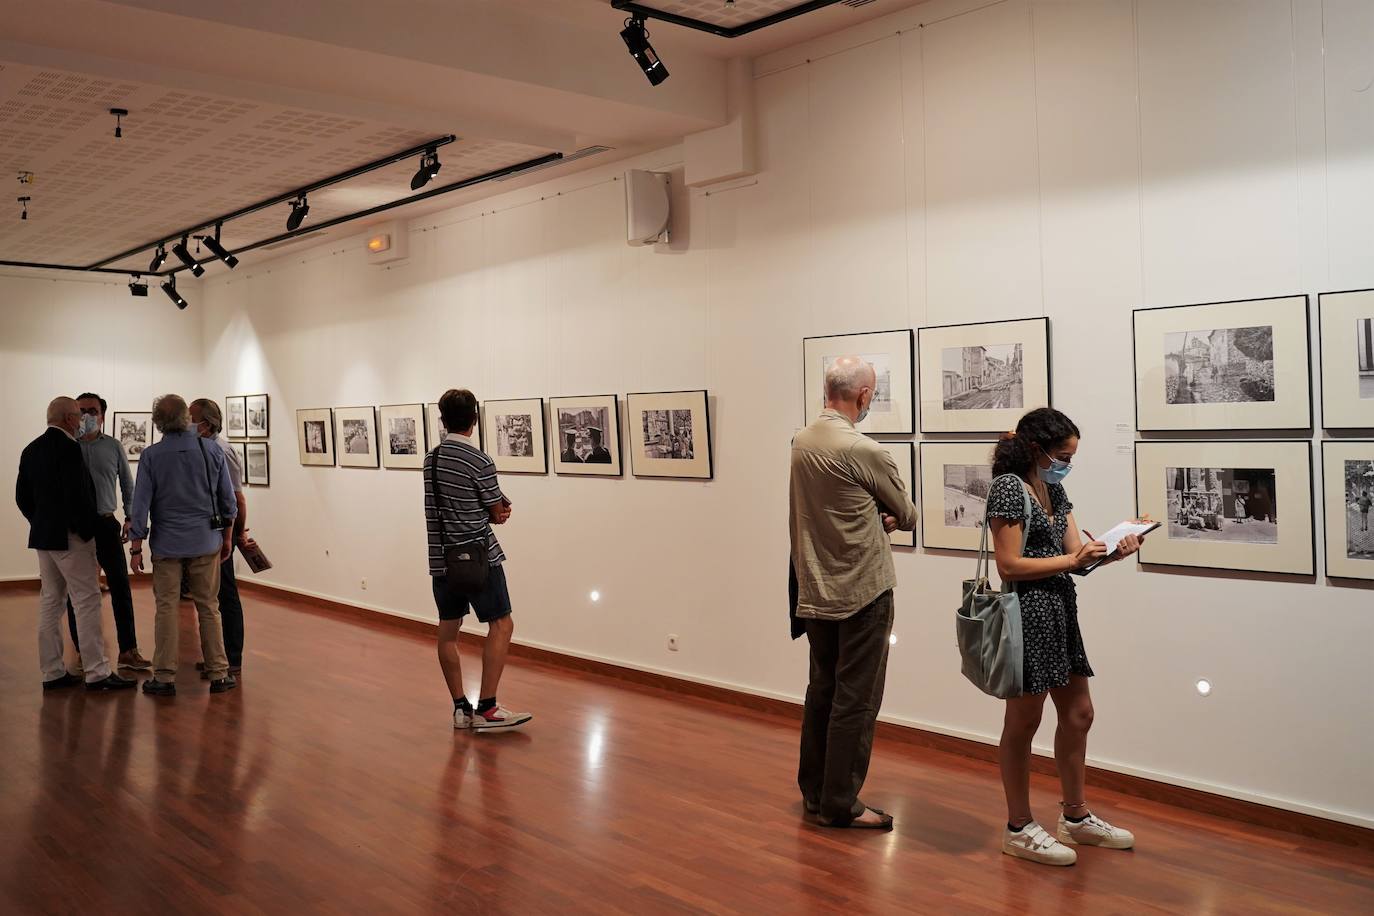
453, 707, 474, 730
1057, 813, 1134, 849
471, 704, 532, 731
1002, 821, 1077, 866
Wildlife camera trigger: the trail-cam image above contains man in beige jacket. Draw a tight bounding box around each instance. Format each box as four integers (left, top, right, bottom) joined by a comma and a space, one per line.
790, 357, 918, 829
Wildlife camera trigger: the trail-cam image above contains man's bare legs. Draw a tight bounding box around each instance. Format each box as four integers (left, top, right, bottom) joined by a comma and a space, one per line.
480, 615, 513, 700
437, 619, 465, 701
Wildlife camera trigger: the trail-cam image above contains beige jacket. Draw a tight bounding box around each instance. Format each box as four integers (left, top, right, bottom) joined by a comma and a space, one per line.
789, 409, 919, 619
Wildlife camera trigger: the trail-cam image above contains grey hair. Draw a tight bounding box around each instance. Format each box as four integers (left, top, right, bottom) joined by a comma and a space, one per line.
152, 394, 191, 433
824, 357, 875, 402
190, 398, 223, 434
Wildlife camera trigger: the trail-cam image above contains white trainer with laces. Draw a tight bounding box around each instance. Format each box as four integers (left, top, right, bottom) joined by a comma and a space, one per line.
1002, 821, 1077, 866
1057, 813, 1135, 849
453, 707, 474, 730
471, 704, 533, 731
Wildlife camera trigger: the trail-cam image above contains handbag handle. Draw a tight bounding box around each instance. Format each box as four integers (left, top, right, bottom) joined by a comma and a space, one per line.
974, 474, 1033, 593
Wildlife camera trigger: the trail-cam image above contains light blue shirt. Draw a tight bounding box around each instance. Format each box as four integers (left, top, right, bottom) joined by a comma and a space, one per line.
129, 429, 237, 559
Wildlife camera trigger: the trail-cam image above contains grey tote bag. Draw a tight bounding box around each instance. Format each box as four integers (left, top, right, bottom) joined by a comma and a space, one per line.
956, 474, 1032, 699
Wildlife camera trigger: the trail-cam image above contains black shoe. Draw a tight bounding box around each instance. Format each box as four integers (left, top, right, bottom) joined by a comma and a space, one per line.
209, 676, 237, 694
86, 673, 137, 691
42, 673, 82, 691
142, 679, 176, 697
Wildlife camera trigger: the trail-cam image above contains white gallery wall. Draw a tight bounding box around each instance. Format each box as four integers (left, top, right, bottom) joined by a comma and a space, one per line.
3, 0, 1370, 827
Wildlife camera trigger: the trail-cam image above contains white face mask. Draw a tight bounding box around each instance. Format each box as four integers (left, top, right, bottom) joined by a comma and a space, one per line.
78, 414, 99, 437
855, 391, 871, 425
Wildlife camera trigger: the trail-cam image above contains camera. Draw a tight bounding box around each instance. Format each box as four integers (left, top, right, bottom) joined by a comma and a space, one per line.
210, 514, 228, 531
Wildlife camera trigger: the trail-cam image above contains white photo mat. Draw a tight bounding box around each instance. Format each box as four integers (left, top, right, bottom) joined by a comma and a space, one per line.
918, 440, 998, 551
245, 393, 269, 438
334, 406, 379, 468
481, 398, 548, 474
549, 395, 622, 477
917, 318, 1050, 434
225, 396, 247, 438
875, 441, 915, 548
803, 330, 914, 435
378, 404, 426, 470
110, 411, 160, 463
245, 442, 270, 486
296, 408, 335, 466
626, 391, 713, 480
1318, 289, 1374, 430
1134, 440, 1314, 575
1321, 440, 1374, 581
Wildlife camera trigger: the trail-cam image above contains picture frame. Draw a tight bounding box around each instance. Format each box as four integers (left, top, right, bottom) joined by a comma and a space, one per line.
918, 440, 998, 551
1321, 440, 1374, 581
1133, 295, 1311, 432
481, 398, 548, 474
626, 390, 713, 480
875, 441, 915, 548
917, 318, 1050, 434
426, 399, 483, 453
225, 396, 247, 439
1134, 440, 1314, 576
245, 393, 269, 438
245, 442, 270, 486
296, 408, 335, 466
378, 404, 427, 470
1317, 288, 1374, 430
228, 441, 248, 486
110, 411, 159, 462
549, 395, 622, 476
334, 407, 380, 468
803, 330, 914, 435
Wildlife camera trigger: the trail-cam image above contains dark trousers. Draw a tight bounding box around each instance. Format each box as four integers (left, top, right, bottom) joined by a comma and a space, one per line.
66, 515, 138, 653
218, 552, 244, 668
798, 590, 894, 823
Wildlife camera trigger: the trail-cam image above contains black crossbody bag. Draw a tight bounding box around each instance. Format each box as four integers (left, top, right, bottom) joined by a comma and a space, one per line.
428, 445, 489, 593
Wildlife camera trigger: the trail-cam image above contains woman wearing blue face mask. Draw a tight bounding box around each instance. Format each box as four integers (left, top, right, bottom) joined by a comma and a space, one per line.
985, 407, 1144, 867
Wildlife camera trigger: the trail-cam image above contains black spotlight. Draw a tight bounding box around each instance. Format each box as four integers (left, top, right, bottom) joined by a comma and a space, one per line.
410, 147, 441, 191
200, 233, 239, 269
171, 236, 205, 277
620, 17, 668, 86
149, 244, 167, 272
161, 278, 188, 310
110, 108, 127, 139
128, 276, 148, 297
18, 196, 29, 220
286, 195, 309, 231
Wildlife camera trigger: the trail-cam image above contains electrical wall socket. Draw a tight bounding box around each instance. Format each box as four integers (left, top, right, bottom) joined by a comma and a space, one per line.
667, 634, 679, 652
360, 578, 367, 590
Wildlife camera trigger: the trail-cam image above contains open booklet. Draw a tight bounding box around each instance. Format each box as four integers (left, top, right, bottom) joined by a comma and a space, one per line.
1069, 520, 1160, 576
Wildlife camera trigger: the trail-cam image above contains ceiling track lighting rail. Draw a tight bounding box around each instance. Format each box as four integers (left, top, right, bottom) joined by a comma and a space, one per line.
610, 0, 844, 38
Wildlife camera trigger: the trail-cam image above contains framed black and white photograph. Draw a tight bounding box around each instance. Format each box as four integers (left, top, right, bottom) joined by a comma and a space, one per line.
225, 396, 247, 439
803, 330, 914, 435
549, 395, 621, 477
1133, 295, 1311, 431
228, 441, 248, 486
245, 442, 270, 486
426, 401, 483, 453
1318, 289, 1374, 430
245, 393, 269, 438
1321, 440, 1374, 581
334, 407, 379, 468
111, 411, 158, 462
918, 441, 996, 551
1134, 440, 1314, 575
378, 404, 426, 470
917, 318, 1050, 433
626, 390, 713, 480
481, 398, 547, 474
876, 441, 915, 548
295, 408, 335, 466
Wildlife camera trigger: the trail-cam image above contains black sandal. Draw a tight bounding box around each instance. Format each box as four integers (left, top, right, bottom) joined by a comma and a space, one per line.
819, 806, 894, 830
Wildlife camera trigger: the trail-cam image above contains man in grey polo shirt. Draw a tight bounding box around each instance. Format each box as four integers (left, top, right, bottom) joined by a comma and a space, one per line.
65, 392, 151, 671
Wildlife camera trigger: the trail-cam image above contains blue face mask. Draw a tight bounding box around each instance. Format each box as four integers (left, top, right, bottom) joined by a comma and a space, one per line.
1037, 456, 1071, 485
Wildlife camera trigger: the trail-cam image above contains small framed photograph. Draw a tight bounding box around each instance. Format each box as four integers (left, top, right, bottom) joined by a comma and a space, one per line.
245, 442, 270, 486
111, 412, 159, 462
482, 398, 548, 474
296, 408, 335, 466
918, 441, 997, 551
426, 401, 483, 453
225, 397, 247, 438
1318, 289, 1374, 430
803, 330, 914, 435
917, 317, 1050, 434
1133, 295, 1311, 431
550, 395, 622, 476
626, 390, 713, 480
1321, 440, 1374, 580
1134, 440, 1314, 575
228, 441, 248, 485
245, 394, 269, 438
334, 407, 379, 468
378, 404, 426, 470
875, 441, 915, 548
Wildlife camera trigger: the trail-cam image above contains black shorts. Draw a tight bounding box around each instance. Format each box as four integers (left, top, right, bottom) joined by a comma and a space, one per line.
431, 564, 511, 624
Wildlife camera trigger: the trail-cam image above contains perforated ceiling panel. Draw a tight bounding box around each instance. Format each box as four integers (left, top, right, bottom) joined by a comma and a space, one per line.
629, 0, 847, 29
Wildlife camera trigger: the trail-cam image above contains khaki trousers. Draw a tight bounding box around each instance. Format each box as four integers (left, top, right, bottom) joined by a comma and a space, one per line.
151, 552, 228, 682
36, 534, 111, 683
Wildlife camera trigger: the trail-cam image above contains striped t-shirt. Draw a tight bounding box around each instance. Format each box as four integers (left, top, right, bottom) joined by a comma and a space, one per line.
423, 435, 507, 576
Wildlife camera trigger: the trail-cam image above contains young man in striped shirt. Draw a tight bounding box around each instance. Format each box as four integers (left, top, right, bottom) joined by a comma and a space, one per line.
424, 388, 532, 731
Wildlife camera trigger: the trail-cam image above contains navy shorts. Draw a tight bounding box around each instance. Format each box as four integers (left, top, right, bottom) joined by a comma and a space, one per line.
432, 564, 511, 623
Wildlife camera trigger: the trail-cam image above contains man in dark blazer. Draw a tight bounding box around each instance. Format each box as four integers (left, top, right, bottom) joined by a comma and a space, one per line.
15, 397, 135, 691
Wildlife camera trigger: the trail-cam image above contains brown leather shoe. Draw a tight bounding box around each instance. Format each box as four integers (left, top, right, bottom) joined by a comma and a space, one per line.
118, 650, 152, 671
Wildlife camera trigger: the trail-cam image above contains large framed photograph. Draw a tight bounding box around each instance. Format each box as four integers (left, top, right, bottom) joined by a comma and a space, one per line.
111, 411, 158, 462
875, 441, 915, 548
334, 407, 379, 468
917, 318, 1050, 434
295, 408, 335, 466
482, 398, 548, 474
378, 404, 426, 469
626, 390, 713, 480
1321, 440, 1374, 581
803, 330, 914, 435
245, 442, 270, 486
225, 397, 247, 439
1318, 289, 1374, 430
245, 394, 269, 438
1134, 440, 1314, 575
550, 395, 621, 476
1133, 295, 1311, 431
918, 441, 997, 551
228, 441, 248, 485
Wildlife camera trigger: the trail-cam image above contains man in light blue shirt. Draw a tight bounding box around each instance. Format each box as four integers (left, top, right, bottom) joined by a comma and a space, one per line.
128, 395, 238, 696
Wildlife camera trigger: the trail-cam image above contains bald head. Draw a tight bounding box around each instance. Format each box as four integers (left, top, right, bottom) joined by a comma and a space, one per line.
824, 356, 877, 422
47, 397, 81, 436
